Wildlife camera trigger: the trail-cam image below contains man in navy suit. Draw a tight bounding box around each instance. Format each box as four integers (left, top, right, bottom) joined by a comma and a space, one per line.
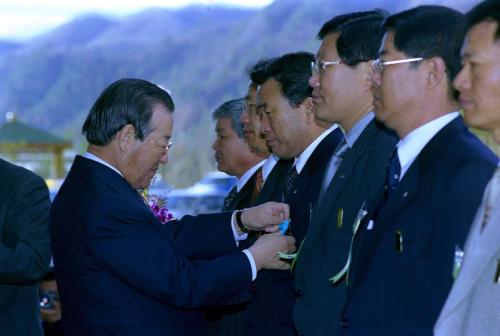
241, 52, 343, 335
50, 78, 296, 335
293, 10, 399, 335
340, 6, 498, 335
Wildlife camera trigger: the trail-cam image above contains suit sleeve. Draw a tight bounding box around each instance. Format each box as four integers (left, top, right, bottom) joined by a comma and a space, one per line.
85, 201, 251, 308
430, 159, 496, 316
169, 212, 238, 260
0, 172, 51, 284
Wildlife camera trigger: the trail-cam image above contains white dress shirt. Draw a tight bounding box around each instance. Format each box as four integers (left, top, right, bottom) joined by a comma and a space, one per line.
294, 124, 338, 174
397, 112, 460, 180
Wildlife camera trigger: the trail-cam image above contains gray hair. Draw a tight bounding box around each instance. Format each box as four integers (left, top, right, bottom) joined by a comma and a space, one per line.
211, 98, 246, 138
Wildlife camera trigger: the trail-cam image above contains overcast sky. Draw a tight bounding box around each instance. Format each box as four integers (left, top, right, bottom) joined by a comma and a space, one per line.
0, 0, 274, 41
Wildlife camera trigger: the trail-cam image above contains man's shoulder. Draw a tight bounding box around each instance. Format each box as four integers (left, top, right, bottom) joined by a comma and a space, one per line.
0, 158, 46, 192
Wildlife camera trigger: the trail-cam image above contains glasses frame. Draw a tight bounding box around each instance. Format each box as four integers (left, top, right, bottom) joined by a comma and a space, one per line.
151, 138, 173, 153
372, 57, 424, 73
311, 60, 343, 75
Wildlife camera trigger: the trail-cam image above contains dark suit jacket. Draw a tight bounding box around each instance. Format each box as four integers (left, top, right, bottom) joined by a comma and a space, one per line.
223, 168, 261, 212
205, 166, 263, 336
255, 158, 294, 205
293, 120, 397, 335
339, 117, 498, 336
50, 156, 252, 336
205, 158, 294, 336
0, 158, 51, 336
245, 128, 343, 336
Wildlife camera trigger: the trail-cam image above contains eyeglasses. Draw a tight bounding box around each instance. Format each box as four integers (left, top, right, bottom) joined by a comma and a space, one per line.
372, 57, 424, 73
311, 60, 343, 75
151, 138, 173, 153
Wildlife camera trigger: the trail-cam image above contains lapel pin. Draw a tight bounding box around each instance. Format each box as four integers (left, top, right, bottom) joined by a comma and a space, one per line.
395, 230, 403, 253
337, 208, 343, 229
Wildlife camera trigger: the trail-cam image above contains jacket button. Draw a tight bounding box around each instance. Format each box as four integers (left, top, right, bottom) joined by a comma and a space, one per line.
295, 289, 304, 297
340, 317, 350, 329
251, 284, 256, 293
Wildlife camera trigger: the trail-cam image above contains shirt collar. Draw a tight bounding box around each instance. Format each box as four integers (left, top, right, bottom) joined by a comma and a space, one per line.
397, 111, 460, 180
344, 112, 375, 148
295, 124, 338, 174
236, 159, 265, 192
83, 152, 123, 177
262, 154, 279, 183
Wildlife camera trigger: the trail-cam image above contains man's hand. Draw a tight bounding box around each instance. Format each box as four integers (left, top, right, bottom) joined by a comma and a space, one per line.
248, 233, 296, 271
241, 202, 289, 232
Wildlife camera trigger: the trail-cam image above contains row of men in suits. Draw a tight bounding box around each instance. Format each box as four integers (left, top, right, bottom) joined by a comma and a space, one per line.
205, 2, 500, 336
4, 1, 499, 335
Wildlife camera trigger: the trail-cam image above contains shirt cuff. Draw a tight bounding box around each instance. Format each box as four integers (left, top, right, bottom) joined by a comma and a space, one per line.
231, 211, 248, 243
242, 249, 257, 281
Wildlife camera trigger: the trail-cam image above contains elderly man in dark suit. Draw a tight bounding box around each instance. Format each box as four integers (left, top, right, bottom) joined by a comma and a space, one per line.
293, 10, 398, 335
435, 1, 500, 334
0, 158, 52, 336
340, 6, 498, 335
50, 78, 295, 336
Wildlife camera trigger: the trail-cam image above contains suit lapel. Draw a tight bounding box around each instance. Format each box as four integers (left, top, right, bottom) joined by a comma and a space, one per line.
313, 121, 379, 226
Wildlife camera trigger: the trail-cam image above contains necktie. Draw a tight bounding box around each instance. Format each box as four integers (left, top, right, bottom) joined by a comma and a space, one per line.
370, 147, 400, 222
321, 138, 349, 195
251, 167, 264, 204
222, 185, 238, 211
482, 167, 500, 231
282, 165, 298, 201
386, 148, 401, 197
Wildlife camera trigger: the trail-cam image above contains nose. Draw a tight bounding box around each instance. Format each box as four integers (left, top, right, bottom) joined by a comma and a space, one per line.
160, 151, 168, 165
309, 73, 320, 88
261, 113, 271, 134
241, 109, 250, 125
212, 138, 219, 152
453, 65, 469, 93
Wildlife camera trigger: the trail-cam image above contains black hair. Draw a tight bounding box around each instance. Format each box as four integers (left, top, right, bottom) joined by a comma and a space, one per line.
82, 78, 175, 146
465, 0, 500, 40
264, 51, 315, 107
318, 9, 388, 66
384, 6, 466, 94
247, 58, 275, 86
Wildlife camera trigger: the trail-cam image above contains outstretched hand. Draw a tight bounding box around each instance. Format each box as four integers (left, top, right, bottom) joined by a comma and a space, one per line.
241, 201, 289, 232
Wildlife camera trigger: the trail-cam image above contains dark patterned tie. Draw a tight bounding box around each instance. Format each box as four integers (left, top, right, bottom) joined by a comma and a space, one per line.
222, 185, 238, 211
386, 148, 401, 197
282, 165, 299, 201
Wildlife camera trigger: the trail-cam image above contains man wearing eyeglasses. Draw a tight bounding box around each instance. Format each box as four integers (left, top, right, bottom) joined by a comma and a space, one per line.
340, 6, 498, 335
50, 78, 296, 335
434, 1, 500, 335
292, 10, 399, 336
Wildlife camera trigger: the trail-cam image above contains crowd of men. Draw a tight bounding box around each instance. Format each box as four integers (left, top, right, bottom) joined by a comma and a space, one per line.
1, 1, 499, 335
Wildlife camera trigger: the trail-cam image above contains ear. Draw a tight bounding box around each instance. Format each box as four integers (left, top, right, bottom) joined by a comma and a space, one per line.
116, 124, 137, 153
425, 57, 447, 90
362, 61, 375, 92
301, 96, 315, 124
